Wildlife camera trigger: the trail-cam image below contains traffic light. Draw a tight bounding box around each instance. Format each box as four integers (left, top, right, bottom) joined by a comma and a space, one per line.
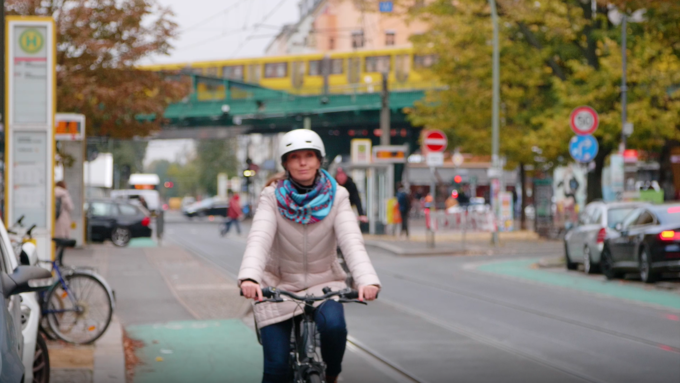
454, 175, 463, 184
164, 181, 174, 188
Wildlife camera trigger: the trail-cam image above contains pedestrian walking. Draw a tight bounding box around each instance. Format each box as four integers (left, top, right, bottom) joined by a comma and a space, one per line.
334, 167, 368, 223
220, 191, 243, 236
238, 129, 381, 383
54, 181, 74, 239
396, 183, 411, 238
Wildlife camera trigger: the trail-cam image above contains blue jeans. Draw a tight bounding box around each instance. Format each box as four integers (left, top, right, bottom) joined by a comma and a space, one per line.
260, 300, 347, 383
221, 218, 241, 234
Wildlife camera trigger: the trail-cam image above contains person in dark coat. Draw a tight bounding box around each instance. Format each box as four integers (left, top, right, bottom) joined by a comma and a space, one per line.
335, 167, 368, 223
396, 183, 411, 237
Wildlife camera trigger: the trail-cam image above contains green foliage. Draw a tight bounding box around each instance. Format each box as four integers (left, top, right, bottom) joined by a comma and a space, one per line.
406, 0, 680, 174
150, 139, 239, 198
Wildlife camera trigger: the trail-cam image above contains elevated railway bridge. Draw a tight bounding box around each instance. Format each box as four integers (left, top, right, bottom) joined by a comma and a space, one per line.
144, 74, 434, 163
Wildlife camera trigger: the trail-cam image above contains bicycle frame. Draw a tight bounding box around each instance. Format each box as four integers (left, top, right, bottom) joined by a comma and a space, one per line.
291, 302, 326, 381
253, 287, 366, 383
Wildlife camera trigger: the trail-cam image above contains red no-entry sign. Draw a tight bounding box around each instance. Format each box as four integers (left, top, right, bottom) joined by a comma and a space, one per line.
423, 130, 448, 152
570, 106, 599, 136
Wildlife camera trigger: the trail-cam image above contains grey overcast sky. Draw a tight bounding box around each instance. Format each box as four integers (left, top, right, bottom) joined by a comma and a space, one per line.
144, 1, 300, 169
144, 0, 299, 65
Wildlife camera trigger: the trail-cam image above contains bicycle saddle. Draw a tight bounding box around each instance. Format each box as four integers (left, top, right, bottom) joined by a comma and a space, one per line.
52, 238, 76, 248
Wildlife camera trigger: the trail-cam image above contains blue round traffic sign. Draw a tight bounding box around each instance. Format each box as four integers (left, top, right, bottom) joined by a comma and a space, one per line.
569, 135, 598, 163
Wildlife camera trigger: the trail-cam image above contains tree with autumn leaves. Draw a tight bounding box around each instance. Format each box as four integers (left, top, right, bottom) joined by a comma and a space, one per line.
6, 0, 188, 138
380, 0, 680, 202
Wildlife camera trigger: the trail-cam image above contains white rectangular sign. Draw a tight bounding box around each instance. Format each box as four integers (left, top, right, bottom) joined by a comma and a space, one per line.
426, 152, 444, 167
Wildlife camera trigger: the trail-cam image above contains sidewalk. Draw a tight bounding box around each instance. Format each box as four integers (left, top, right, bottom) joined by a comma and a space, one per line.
52, 240, 260, 383
364, 222, 562, 257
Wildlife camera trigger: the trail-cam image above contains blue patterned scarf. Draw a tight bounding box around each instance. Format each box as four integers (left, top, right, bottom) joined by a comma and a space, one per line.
275, 169, 336, 224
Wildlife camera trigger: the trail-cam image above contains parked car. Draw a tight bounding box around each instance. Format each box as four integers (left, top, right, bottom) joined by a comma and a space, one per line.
564, 201, 643, 274
110, 189, 161, 214
601, 203, 680, 283
86, 199, 152, 246
0, 219, 53, 382
182, 197, 228, 218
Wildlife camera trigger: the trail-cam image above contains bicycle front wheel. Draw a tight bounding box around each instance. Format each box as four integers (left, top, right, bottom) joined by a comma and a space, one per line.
45, 272, 113, 344
306, 372, 322, 383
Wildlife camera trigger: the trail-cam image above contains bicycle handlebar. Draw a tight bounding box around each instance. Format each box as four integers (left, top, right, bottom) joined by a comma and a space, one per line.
26, 224, 36, 237
241, 286, 368, 305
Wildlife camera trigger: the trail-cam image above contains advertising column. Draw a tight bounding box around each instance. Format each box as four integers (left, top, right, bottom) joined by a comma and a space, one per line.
5, 17, 56, 261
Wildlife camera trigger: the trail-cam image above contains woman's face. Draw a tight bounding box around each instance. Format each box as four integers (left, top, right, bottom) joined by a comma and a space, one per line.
284, 150, 320, 186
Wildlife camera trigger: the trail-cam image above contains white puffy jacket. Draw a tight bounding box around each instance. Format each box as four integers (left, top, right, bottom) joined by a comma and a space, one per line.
238, 185, 381, 328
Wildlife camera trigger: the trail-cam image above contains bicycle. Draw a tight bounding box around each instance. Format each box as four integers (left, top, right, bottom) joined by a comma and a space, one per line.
247, 286, 368, 383
38, 238, 116, 344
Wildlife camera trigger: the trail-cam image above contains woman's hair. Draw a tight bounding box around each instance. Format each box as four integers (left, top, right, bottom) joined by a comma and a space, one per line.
56, 181, 66, 189
264, 172, 286, 190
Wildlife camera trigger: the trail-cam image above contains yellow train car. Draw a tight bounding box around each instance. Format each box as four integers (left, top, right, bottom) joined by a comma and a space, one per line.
141, 47, 437, 99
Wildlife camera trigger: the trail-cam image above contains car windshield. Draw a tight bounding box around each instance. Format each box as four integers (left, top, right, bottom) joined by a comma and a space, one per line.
607, 208, 637, 228
652, 205, 680, 225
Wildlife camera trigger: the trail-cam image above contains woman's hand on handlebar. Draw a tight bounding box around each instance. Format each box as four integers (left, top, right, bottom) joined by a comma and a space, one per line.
359, 285, 379, 302
241, 280, 263, 301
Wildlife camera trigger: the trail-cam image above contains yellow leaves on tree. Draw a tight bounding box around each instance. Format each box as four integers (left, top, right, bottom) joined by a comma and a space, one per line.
7, 0, 190, 138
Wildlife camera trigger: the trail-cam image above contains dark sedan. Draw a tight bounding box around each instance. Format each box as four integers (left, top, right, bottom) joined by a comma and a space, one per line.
601, 203, 680, 283
86, 199, 152, 247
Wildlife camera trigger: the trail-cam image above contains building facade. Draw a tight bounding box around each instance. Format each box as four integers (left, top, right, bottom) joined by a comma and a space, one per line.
265, 0, 428, 56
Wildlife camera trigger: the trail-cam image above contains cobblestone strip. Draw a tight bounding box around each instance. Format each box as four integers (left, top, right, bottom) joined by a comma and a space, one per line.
144, 245, 251, 320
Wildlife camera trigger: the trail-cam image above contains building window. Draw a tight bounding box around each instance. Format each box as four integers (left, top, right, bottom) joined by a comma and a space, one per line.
264, 62, 288, 78
414, 54, 438, 68
351, 31, 364, 49
365, 56, 391, 73
222, 65, 244, 80
204, 67, 218, 77
385, 31, 395, 46
329, 37, 335, 50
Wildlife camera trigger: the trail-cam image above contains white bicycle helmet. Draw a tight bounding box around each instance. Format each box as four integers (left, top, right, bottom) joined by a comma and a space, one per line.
279, 129, 326, 161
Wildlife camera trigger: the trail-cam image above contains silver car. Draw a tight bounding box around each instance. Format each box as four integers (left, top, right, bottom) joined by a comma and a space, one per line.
564, 202, 643, 274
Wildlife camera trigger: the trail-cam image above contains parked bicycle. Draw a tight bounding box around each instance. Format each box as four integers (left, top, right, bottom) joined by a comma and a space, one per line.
39, 238, 115, 344
245, 286, 368, 383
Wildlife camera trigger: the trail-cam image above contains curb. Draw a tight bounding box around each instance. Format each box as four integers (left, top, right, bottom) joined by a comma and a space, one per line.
365, 240, 470, 256
93, 315, 126, 383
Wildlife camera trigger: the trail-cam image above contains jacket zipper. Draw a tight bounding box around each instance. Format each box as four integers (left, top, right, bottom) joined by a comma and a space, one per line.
303, 224, 308, 290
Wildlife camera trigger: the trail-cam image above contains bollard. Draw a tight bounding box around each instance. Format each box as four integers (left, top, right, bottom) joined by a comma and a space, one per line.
156, 209, 164, 246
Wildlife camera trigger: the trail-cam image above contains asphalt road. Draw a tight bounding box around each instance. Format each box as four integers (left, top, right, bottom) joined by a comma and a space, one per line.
163, 217, 680, 383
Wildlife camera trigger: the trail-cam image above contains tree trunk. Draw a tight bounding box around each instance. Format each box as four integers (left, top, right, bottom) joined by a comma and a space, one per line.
587, 147, 611, 203
520, 163, 527, 230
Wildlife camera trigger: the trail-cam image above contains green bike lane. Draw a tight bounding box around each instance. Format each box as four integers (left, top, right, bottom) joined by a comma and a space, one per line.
476, 259, 680, 311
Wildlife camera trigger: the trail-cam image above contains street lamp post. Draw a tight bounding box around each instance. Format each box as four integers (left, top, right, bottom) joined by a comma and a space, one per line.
489, 0, 500, 246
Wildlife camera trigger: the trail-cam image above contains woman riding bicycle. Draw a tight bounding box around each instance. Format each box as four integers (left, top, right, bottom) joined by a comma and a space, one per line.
239, 129, 381, 383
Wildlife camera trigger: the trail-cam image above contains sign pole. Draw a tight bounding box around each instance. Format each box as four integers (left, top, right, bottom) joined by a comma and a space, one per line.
489, 0, 500, 246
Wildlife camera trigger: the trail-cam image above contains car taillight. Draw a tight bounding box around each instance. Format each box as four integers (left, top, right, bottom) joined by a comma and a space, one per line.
659, 231, 680, 241
596, 228, 606, 244
142, 217, 150, 227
